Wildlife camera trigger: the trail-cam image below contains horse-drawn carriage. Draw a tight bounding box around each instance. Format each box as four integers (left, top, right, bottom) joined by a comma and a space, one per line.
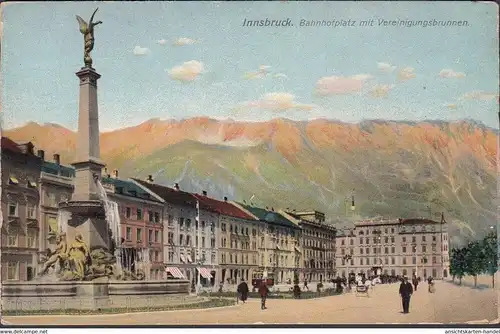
355, 284, 370, 297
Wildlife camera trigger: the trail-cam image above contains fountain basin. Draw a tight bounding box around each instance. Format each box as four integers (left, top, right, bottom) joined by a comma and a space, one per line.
1, 279, 191, 311
59, 200, 105, 216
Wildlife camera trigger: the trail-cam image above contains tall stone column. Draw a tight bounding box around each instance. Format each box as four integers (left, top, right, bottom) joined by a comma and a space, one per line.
72, 67, 106, 202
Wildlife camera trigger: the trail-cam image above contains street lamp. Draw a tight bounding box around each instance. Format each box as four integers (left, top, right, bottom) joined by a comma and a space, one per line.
343, 254, 352, 283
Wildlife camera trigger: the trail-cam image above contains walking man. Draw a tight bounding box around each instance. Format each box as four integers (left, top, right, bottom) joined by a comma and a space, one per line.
399, 276, 414, 314
412, 274, 419, 291
237, 279, 249, 304
258, 280, 269, 310
303, 278, 309, 291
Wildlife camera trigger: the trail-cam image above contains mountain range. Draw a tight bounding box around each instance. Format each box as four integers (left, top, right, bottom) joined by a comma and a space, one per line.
4, 118, 498, 246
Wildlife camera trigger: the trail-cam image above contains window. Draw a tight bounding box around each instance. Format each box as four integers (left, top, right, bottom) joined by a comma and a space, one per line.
154, 251, 160, 262
48, 193, 57, 207
391, 257, 395, 265
179, 217, 184, 228
186, 219, 191, 229
359, 238, 363, 244
153, 212, 160, 223
366, 248, 370, 254
168, 251, 174, 263
366, 238, 369, 244
422, 245, 427, 252
27, 230, 36, 248
391, 236, 395, 243
391, 228, 395, 233
384, 247, 388, 254
27, 204, 36, 219
154, 230, 160, 243
7, 233, 18, 246
366, 258, 370, 265
341, 249, 345, 255
148, 210, 154, 222
211, 238, 216, 248
187, 235, 191, 246
167, 214, 173, 226
402, 257, 407, 265
422, 235, 426, 242
384, 236, 389, 243
201, 221, 206, 229
412, 236, 416, 243
8, 202, 18, 217
432, 236, 437, 242
360, 258, 364, 265
137, 209, 143, 220
391, 247, 395, 253
179, 234, 184, 245
385, 257, 389, 265
349, 239, 353, 245
230, 225, 233, 233
432, 245, 436, 252
402, 246, 407, 253
136, 228, 142, 242
7, 262, 18, 280
360, 248, 364, 254
402, 237, 406, 243
432, 256, 437, 264
148, 229, 153, 242
202, 237, 206, 248
412, 257, 416, 264
168, 232, 174, 244
126, 227, 132, 240
221, 223, 226, 232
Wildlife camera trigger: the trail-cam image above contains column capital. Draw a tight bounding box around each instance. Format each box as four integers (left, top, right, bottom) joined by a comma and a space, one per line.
76, 67, 101, 87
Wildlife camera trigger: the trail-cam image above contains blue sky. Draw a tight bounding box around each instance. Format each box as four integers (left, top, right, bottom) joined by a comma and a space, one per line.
1, 1, 498, 131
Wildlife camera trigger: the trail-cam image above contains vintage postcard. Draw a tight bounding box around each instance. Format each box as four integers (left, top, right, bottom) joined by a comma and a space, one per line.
0, 1, 498, 326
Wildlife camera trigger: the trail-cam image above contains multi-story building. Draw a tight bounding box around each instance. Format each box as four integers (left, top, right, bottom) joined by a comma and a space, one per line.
131, 179, 216, 287
236, 203, 301, 285
101, 171, 164, 280
195, 194, 258, 285
283, 210, 337, 282
37, 150, 74, 266
335, 216, 450, 279
1, 138, 42, 281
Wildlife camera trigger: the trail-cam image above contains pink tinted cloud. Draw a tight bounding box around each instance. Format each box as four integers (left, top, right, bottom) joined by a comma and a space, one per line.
315, 74, 372, 96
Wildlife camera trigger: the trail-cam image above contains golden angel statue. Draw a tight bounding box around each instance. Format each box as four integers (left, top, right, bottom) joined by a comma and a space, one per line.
76, 8, 103, 68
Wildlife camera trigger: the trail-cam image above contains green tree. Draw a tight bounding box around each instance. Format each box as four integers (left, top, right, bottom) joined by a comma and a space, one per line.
481, 231, 498, 288
464, 240, 485, 287
450, 247, 467, 285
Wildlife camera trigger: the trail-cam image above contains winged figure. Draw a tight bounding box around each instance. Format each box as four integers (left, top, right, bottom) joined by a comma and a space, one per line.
76, 8, 103, 68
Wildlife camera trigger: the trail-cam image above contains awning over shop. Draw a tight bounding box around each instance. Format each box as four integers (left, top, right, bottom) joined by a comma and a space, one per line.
9, 177, 19, 185
294, 246, 301, 253
166, 267, 185, 278
276, 245, 281, 250
197, 267, 212, 279
187, 255, 193, 263
180, 254, 186, 263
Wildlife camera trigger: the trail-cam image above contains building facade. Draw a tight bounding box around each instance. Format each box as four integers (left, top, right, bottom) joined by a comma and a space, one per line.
131, 179, 218, 287
101, 172, 164, 280
236, 203, 301, 285
1, 138, 42, 281
284, 210, 337, 282
38, 151, 75, 270
335, 216, 450, 279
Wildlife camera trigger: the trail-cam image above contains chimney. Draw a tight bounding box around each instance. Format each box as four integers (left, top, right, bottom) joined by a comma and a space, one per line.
223, 196, 228, 202
53, 153, 60, 165
112, 169, 119, 179
37, 150, 45, 160
174, 183, 180, 191
202, 190, 207, 196
146, 175, 153, 183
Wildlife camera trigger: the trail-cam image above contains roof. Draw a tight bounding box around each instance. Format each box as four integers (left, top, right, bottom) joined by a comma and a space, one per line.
193, 194, 256, 221
132, 178, 197, 207
1, 137, 22, 153
399, 218, 444, 225
102, 177, 161, 202
237, 203, 299, 229
42, 161, 76, 177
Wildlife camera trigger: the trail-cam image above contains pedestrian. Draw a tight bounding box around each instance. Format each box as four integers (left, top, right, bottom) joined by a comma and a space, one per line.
399, 275, 414, 314
303, 278, 309, 291
427, 276, 434, 293
412, 275, 419, 291
258, 281, 269, 310
237, 279, 249, 304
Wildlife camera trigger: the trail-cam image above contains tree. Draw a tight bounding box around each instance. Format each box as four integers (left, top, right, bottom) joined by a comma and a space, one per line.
481, 231, 498, 288
464, 240, 485, 287
450, 247, 467, 285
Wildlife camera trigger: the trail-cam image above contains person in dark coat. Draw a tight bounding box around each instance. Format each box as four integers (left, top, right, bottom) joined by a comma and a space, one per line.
237, 279, 249, 304
427, 276, 434, 293
399, 276, 414, 314
258, 281, 269, 310
412, 275, 419, 291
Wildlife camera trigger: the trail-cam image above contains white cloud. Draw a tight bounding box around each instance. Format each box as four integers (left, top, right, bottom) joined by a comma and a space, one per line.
168, 60, 204, 82
377, 62, 396, 73
397, 67, 416, 81
243, 65, 271, 80
314, 74, 372, 95
173, 37, 197, 46
157, 39, 167, 45
460, 91, 498, 101
273, 73, 288, 79
439, 69, 466, 78
133, 46, 151, 56
369, 84, 394, 98
243, 92, 316, 112
444, 103, 458, 110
